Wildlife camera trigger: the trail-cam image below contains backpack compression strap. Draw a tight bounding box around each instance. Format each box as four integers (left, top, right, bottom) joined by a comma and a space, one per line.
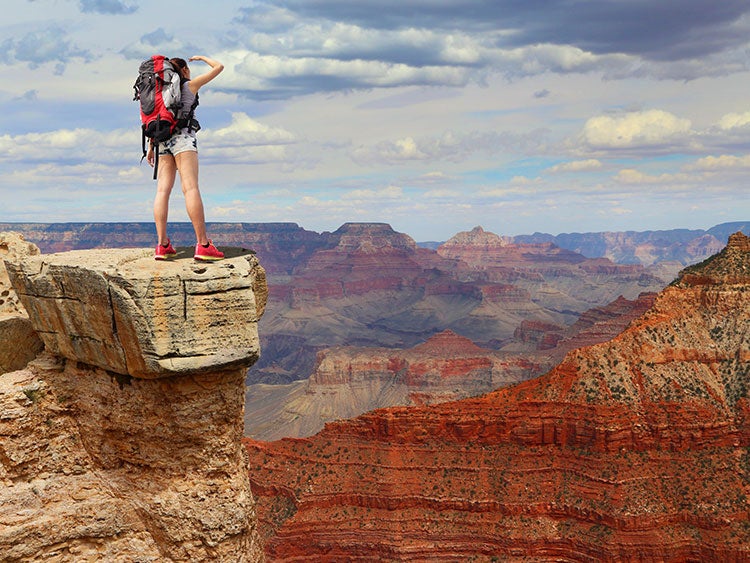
140, 130, 160, 180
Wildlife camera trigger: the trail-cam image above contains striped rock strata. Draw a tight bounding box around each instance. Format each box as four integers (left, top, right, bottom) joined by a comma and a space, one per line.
247, 233, 750, 561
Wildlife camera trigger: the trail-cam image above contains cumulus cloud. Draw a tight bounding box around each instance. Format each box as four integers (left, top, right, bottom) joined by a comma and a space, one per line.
78, 0, 136, 15
351, 129, 547, 165
341, 185, 403, 200
199, 112, 297, 164
0, 127, 137, 188
686, 153, 750, 171
717, 111, 750, 130
120, 28, 200, 60
207, 0, 750, 98
272, 0, 750, 61
204, 112, 296, 147
547, 159, 603, 173
614, 168, 692, 185
217, 49, 476, 99
579, 110, 693, 150
1, 26, 92, 70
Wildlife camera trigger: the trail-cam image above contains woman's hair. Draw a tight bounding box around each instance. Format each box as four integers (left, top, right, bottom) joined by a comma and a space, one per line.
171, 58, 189, 80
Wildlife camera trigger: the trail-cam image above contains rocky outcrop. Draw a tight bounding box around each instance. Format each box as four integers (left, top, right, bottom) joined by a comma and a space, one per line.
1, 246, 267, 561
6, 248, 267, 378
246, 233, 750, 561
0, 232, 44, 373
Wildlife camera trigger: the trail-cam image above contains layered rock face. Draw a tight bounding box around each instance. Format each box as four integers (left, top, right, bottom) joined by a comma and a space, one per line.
246, 330, 542, 440
255, 223, 666, 384
246, 293, 654, 441
246, 233, 750, 561
0, 233, 44, 373
5, 248, 267, 378
1, 247, 267, 561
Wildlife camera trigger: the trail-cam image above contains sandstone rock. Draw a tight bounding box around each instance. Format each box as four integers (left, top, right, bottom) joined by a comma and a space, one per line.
5, 247, 267, 379
1, 357, 264, 562
0, 232, 44, 373
0, 232, 40, 314
0, 313, 44, 374
0, 247, 269, 562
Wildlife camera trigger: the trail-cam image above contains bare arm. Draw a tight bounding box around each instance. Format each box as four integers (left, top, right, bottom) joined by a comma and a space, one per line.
187, 55, 224, 94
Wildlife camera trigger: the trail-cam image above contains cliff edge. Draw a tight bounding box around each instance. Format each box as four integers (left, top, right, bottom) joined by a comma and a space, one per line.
1, 245, 267, 562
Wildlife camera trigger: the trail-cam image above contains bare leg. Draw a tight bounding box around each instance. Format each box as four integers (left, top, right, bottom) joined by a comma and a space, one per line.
174, 151, 209, 246
154, 154, 177, 246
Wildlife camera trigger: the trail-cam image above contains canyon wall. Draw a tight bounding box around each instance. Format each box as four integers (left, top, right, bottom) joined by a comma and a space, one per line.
1, 240, 267, 562
246, 233, 750, 561
246, 290, 654, 441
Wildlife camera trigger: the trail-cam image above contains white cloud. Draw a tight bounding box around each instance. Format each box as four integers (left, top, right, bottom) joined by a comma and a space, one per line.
350, 129, 544, 165
203, 112, 296, 147
717, 111, 750, 130
547, 159, 603, 173
685, 153, 750, 171
0, 128, 132, 164
341, 185, 404, 200
580, 110, 692, 150
614, 168, 691, 185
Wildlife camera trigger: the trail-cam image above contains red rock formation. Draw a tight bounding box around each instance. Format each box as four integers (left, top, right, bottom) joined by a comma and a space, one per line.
246, 233, 750, 561
246, 294, 655, 440
246, 330, 543, 440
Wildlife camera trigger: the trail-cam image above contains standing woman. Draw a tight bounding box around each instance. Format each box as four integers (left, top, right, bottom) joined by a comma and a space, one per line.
148, 55, 225, 261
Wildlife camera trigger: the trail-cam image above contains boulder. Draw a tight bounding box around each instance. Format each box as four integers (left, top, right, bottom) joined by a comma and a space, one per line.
0, 232, 44, 373
5, 247, 267, 378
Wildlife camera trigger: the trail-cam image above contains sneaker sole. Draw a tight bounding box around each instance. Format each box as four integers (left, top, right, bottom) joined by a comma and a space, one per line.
193, 255, 224, 261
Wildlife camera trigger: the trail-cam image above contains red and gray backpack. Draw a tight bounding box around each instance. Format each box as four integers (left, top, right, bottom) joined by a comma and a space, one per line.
133, 55, 182, 179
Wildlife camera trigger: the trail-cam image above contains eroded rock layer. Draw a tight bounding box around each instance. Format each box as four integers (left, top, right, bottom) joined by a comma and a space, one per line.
5, 247, 267, 378
0, 232, 44, 373
246, 290, 654, 441
1, 245, 268, 562
246, 233, 750, 561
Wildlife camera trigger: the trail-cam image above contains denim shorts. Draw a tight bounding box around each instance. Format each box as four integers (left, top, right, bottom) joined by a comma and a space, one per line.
158, 130, 198, 156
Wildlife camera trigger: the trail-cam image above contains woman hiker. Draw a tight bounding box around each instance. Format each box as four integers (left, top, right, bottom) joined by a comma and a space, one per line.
147, 55, 225, 261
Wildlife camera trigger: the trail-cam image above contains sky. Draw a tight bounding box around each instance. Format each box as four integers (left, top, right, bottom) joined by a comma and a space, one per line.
1, 0, 750, 241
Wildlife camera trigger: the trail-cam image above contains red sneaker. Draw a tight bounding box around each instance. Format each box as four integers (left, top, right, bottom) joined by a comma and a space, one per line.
154, 238, 177, 260
194, 240, 224, 261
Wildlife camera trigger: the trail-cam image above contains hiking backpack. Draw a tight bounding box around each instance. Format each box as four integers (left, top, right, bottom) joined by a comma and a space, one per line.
133, 55, 183, 179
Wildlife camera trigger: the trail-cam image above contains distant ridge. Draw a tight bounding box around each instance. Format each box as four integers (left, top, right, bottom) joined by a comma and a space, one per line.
511, 221, 749, 265
1, 221, 747, 266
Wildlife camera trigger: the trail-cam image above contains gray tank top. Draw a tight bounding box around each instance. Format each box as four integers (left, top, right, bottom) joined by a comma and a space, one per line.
178, 81, 199, 132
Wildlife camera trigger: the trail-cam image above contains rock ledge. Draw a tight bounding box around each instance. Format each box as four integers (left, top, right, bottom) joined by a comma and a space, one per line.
5, 247, 267, 378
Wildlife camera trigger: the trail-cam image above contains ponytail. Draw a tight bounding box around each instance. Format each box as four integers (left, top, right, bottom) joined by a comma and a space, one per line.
170, 58, 189, 82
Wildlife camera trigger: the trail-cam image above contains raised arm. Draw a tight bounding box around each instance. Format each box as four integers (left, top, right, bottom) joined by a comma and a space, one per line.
187, 55, 224, 93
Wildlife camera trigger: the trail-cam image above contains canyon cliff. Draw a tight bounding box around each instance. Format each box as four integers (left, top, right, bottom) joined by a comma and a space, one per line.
251, 222, 666, 390
246, 222, 661, 439
0, 239, 267, 562
246, 232, 750, 561
246, 293, 654, 441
